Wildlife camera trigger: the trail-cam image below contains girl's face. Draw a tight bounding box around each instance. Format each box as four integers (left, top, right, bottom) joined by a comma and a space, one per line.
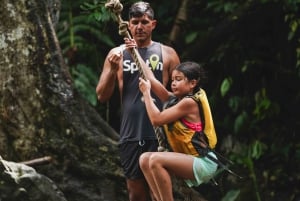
171, 70, 196, 98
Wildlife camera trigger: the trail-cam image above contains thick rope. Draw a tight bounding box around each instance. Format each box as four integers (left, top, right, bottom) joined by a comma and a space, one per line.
105, 0, 166, 151
105, 0, 146, 80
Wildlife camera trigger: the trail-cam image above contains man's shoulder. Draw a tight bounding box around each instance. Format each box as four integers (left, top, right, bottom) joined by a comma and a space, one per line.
153, 41, 172, 48
160, 43, 177, 54
150, 41, 176, 52
159, 43, 180, 64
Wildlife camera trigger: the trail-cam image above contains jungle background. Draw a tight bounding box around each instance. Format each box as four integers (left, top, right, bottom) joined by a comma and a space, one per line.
59, 0, 300, 200
0, 0, 299, 201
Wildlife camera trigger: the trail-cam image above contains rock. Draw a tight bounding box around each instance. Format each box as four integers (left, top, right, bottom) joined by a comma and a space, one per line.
0, 156, 67, 201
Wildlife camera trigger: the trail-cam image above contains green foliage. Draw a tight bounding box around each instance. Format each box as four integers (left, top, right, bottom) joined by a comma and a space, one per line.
233, 111, 248, 134
57, 0, 117, 106
284, 1, 300, 75
185, 32, 198, 44
249, 140, 267, 160
80, 1, 112, 22
57, 2, 115, 52
220, 77, 232, 97
253, 88, 279, 121
227, 140, 267, 201
221, 189, 240, 201
71, 64, 98, 106
228, 96, 241, 113
207, 1, 239, 14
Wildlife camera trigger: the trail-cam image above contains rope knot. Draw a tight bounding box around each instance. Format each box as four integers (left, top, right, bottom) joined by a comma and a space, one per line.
105, 0, 123, 14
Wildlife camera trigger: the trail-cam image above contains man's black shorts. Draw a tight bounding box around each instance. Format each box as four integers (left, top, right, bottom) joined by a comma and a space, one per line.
119, 140, 158, 179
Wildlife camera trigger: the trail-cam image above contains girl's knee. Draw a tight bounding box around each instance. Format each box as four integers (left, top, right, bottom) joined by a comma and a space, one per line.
148, 153, 162, 169
139, 152, 151, 169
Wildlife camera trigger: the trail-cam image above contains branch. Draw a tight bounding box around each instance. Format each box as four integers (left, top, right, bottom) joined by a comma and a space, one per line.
20, 156, 53, 166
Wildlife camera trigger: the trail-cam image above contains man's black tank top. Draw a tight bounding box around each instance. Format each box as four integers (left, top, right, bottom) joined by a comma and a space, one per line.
120, 42, 163, 143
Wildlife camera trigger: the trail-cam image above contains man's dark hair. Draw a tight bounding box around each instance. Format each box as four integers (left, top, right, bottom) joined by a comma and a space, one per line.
129, 1, 154, 19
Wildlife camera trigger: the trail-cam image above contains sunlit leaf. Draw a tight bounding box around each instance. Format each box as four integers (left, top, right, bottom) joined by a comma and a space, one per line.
221, 189, 240, 201
220, 77, 232, 97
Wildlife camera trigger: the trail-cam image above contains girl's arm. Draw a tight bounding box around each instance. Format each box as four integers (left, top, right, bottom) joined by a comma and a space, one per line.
124, 38, 171, 102
139, 78, 198, 126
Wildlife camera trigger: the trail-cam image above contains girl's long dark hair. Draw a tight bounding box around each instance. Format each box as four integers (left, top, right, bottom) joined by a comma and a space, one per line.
175, 61, 208, 93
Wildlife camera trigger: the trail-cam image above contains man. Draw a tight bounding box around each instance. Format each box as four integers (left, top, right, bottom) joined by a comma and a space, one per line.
96, 1, 180, 200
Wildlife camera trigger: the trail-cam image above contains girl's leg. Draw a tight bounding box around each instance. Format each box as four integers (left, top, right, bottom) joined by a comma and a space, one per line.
139, 152, 161, 201
148, 152, 195, 201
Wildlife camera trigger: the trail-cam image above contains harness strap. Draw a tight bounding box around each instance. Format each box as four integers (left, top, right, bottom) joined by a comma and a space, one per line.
205, 151, 243, 179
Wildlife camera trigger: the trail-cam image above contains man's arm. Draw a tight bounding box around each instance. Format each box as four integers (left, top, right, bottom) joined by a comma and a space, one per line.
161, 45, 180, 88
96, 47, 123, 103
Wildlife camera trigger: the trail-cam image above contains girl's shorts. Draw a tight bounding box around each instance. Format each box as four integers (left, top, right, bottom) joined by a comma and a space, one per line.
185, 152, 218, 187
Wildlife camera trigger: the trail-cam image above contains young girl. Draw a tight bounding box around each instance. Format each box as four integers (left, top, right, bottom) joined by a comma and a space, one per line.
138, 61, 218, 201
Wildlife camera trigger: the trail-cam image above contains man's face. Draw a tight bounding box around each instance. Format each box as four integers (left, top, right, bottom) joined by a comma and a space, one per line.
128, 15, 156, 43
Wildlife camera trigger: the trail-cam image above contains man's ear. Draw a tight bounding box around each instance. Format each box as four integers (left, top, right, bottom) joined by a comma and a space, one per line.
152, 20, 157, 29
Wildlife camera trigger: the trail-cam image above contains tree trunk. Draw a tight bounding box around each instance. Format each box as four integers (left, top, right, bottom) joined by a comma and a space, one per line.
0, 0, 125, 200
167, 0, 190, 53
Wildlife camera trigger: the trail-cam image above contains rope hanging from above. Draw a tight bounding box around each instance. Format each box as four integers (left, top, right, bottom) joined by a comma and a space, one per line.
105, 0, 128, 37
105, 0, 167, 152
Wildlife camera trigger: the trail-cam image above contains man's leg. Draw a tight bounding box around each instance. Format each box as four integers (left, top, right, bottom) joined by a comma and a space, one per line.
126, 178, 151, 201
120, 140, 158, 201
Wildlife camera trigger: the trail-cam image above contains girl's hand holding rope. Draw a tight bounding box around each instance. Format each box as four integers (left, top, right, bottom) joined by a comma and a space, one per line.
139, 77, 151, 94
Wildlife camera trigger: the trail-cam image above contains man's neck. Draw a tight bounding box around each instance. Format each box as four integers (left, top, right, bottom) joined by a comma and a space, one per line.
136, 40, 153, 48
